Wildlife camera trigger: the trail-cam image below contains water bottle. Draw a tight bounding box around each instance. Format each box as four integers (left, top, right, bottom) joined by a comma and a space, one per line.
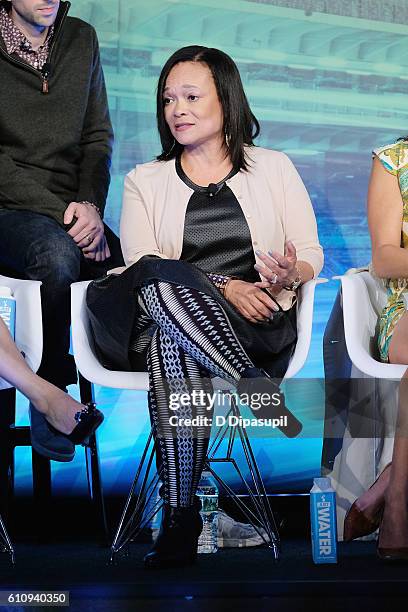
196, 471, 218, 554
0, 286, 16, 340
310, 477, 338, 564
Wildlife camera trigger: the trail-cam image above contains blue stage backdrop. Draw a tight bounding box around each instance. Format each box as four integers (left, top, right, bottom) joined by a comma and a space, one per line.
15, 0, 408, 496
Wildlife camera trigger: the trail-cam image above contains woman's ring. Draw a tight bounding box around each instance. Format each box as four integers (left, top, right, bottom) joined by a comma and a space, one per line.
86, 234, 92, 244
271, 273, 278, 284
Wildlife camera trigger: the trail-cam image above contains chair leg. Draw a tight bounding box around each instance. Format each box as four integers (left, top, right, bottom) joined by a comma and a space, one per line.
0, 388, 53, 541
78, 373, 108, 542
110, 428, 159, 563
207, 396, 281, 559
85, 433, 109, 542
0, 512, 15, 565
78, 372, 94, 405
0, 389, 16, 520
31, 448, 52, 540
110, 398, 282, 563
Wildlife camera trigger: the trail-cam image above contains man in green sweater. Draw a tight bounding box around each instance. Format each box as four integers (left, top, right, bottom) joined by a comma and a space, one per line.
0, 0, 123, 461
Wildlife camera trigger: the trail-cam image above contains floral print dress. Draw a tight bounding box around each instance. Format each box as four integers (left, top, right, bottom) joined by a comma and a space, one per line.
373, 139, 408, 362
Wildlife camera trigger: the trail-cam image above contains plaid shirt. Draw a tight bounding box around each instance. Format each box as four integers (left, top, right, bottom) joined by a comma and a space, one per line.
0, 6, 54, 70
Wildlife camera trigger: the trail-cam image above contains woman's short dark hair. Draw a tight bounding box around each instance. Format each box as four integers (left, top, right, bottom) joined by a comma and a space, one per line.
156, 45, 260, 171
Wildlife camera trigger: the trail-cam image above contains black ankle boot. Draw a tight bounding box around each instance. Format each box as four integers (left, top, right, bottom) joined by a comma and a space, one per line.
237, 367, 303, 438
144, 498, 203, 569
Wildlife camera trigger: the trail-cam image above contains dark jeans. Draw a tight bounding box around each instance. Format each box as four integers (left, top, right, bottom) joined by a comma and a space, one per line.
0, 209, 124, 388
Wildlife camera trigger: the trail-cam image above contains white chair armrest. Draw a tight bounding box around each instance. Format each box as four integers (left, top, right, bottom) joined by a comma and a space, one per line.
71, 276, 327, 389
71, 281, 149, 390
336, 273, 407, 380
284, 278, 327, 379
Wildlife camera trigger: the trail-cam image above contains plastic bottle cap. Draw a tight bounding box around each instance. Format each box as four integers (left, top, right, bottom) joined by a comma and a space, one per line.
0, 286, 13, 298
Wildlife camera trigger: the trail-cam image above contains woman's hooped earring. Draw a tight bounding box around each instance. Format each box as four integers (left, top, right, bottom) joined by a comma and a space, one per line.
225, 132, 231, 147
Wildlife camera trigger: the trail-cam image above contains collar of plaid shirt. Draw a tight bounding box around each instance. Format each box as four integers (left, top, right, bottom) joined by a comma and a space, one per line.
0, 5, 54, 69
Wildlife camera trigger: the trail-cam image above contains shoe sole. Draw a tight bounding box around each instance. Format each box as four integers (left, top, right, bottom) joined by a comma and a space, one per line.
30, 437, 75, 463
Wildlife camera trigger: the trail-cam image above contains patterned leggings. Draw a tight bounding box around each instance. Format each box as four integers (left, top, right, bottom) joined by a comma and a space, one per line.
132, 280, 255, 508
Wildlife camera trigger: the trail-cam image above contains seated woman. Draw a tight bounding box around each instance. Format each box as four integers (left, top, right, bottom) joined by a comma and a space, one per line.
87, 45, 323, 569
344, 138, 408, 561
0, 317, 103, 458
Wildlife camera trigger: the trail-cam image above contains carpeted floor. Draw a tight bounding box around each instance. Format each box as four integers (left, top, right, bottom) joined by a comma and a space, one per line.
2, 496, 408, 611
2, 538, 408, 611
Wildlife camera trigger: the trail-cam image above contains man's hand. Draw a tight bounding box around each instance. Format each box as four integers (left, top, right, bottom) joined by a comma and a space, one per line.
82, 233, 111, 262
64, 201, 105, 251
224, 279, 279, 323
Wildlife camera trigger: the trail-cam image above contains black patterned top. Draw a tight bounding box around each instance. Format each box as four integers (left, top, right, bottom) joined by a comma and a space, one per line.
176, 156, 258, 283
0, 6, 54, 70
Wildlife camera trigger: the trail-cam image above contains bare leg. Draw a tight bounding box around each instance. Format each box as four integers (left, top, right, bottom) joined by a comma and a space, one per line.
378, 313, 408, 548
345, 312, 408, 534
347, 464, 390, 522
0, 318, 84, 435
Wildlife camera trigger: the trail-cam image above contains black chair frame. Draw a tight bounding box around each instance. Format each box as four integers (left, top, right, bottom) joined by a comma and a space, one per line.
109, 391, 281, 563
0, 374, 108, 547
0, 512, 15, 565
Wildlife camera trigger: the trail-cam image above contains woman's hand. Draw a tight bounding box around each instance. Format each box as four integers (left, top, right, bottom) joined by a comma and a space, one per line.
253, 241, 298, 290
224, 279, 279, 323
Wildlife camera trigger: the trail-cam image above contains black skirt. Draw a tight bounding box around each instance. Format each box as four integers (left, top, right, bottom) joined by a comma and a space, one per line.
86, 256, 297, 379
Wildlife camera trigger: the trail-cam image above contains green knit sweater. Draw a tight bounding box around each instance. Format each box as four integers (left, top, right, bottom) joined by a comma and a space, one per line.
0, 0, 113, 225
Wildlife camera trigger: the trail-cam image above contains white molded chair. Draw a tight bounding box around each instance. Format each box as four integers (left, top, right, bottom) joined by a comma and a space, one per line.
71, 278, 325, 387
0, 275, 42, 565
0, 276, 43, 391
71, 277, 326, 560
329, 270, 405, 539
338, 271, 406, 379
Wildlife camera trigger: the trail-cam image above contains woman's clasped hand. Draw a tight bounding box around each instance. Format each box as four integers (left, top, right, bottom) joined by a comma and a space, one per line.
224, 278, 279, 323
